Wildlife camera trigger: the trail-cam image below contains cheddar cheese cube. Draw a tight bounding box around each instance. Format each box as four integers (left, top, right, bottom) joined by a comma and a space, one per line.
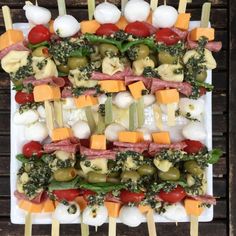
74, 95, 98, 108
98, 80, 126, 93
90, 134, 106, 150
128, 81, 146, 100
152, 132, 171, 144
184, 199, 204, 217
0, 29, 24, 51
175, 13, 191, 31
116, 16, 128, 30
118, 131, 143, 143
33, 85, 61, 102
76, 196, 87, 211
80, 20, 101, 34
42, 199, 55, 213
19, 200, 43, 213
155, 89, 179, 104
51, 127, 74, 141
190, 27, 215, 41
105, 201, 121, 218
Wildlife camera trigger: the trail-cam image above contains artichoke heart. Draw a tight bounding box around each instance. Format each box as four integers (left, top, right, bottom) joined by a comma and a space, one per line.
132, 56, 155, 76
157, 63, 184, 82
102, 56, 124, 76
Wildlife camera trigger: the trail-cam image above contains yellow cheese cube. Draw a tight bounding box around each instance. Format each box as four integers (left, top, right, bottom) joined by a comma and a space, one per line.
152, 132, 171, 144
190, 27, 215, 41
128, 81, 146, 100
90, 134, 106, 150
175, 13, 191, 31
98, 80, 126, 93
33, 85, 61, 102
118, 131, 143, 143
155, 89, 179, 104
74, 95, 98, 108
184, 199, 204, 217
51, 127, 74, 141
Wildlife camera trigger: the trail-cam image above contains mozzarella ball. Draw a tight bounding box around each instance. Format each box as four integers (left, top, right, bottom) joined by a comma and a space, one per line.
162, 203, 187, 221
114, 91, 134, 109
23, 5, 51, 25
13, 110, 39, 125
119, 206, 144, 227
98, 94, 108, 105
72, 120, 91, 139
152, 5, 178, 28
54, 15, 80, 38
182, 122, 206, 141
63, 98, 77, 110
179, 98, 204, 118
143, 94, 156, 107
105, 123, 126, 141
137, 127, 152, 141
94, 2, 121, 24
24, 122, 48, 142
53, 202, 80, 223
160, 102, 178, 114
83, 206, 108, 226
124, 0, 150, 22
37, 105, 46, 119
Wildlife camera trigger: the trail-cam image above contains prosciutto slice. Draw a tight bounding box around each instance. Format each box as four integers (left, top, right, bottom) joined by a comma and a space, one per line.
125, 76, 153, 89
91, 67, 133, 81
0, 42, 30, 60
23, 76, 65, 87
61, 87, 73, 98
171, 27, 189, 40
188, 195, 217, 205
80, 146, 116, 159
113, 141, 150, 153
14, 190, 48, 204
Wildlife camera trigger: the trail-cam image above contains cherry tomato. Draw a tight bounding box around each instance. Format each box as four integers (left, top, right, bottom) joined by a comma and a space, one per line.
158, 186, 186, 203
53, 189, 80, 201
183, 139, 205, 154
120, 190, 145, 203
82, 189, 96, 202
15, 91, 34, 104
22, 141, 43, 158
199, 87, 207, 96
155, 28, 181, 46
28, 25, 50, 44
96, 23, 119, 36
105, 192, 121, 203
125, 21, 150, 37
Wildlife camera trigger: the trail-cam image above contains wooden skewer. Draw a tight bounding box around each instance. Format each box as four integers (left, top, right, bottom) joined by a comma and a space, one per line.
190, 215, 199, 236
88, 0, 95, 20
121, 0, 128, 14
153, 103, 163, 130
57, 0, 67, 16
108, 217, 116, 236
200, 2, 211, 28
2, 6, 13, 31
24, 212, 32, 236
164, 0, 167, 6
167, 103, 176, 127
178, 0, 187, 14
51, 218, 60, 236
150, 0, 158, 11
146, 210, 157, 236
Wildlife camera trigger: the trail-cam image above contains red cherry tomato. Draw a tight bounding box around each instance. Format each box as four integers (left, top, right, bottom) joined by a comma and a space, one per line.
96, 23, 119, 36
53, 189, 80, 202
158, 186, 186, 203
22, 141, 43, 158
183, 139, 205, 154
199, 87, 207, 96
125, 21, 150, 37
28, 25, 50, 44
120, 190, 145, 203
82, 189, 96, 202
15, 91, 34, 104
155, 28, 181, 45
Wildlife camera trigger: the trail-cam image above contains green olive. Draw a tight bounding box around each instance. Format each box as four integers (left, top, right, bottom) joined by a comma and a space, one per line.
32, 46, 49, 57
57, 64, 70, 74
67, 57, 88, 70
158, 167, 180, 181
53, 167, 77, 182
121, 171, 140, 182
196, 70, 207, 82
135, 44, 150, 60
87, 171, 106, 183
107, 177, 120, 183
90, 45, 101, 61
184, 161, 204, 176
99, 43, 119, 57
137, 165, 156, 176
158, 51, 178, 64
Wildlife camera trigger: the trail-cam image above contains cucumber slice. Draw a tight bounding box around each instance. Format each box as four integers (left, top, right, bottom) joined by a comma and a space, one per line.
137, 97, 145, 128
129, 103, 137, 131
85, 107, 96, 133
105, 97, 113, 125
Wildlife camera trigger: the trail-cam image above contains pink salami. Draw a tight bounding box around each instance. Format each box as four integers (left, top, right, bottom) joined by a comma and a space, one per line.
23, 76, 65, 87
125, 76, 153, 89
61, 87, 73, 98
14, 190, 48, 203
80, 146, 116, 159
188, 195, 216, 205
0, 42, 30, 59
171, 27, 189, 40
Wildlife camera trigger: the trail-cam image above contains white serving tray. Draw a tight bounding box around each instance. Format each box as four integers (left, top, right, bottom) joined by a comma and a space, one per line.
10, 21, 213, 224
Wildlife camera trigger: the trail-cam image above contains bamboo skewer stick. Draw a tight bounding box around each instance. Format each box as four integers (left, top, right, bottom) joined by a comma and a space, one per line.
88, 0, 95, 20
121, 0, 128, 14
150, 0, 158, 11
178, 0, 187, 14
200, 2, 211, 28
146, 210, 157, 236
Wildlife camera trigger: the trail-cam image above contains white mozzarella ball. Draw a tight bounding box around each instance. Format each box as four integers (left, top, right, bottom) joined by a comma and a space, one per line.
94, 2, 121, 24
24, 122, 48, 142
83, 206, 108, 226
162, 203, 187, 221
63, 98, 77, 110
54, 15, 80, 38
72, 120, 91, 139
23, 5, 51, 25
53, 202, 80, 223
179, 98, 204, 118
182, 122, 206, 141
119, 206, 144, 227
160, 102, 178, 114
98, 94, 108, 104
152, 5, 178, 28
137, 127, 152, 141
37, 105, 46, 119
105, 123, 126, 141
143, 94, 156, 107
114, 91, 134, 109
13, 110, 39, 125
124, 0, 150, 22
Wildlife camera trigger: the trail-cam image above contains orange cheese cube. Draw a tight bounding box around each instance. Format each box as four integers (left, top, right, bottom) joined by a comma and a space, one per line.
80, 20, 101, 34
42, 199, 55, 213
190, 27, 215, 41
19, 200, 43, 213
33, 85, 61, 102
128, 81, 146, 100
155, 89, 179, 104
51, 127, 74, 141
76, 196, 87, 211
0, 29, 24, 51
175, 13, 191, 31
90, 134, 106, 150
152, 132, 171, 144
105, 202, 121, 218
184, 199, 204, 216
118, 131, 143, 143
98, 80, 126, 93
74, 95, 98, 108
138, 205, 152, 214
116, 16, 128, 30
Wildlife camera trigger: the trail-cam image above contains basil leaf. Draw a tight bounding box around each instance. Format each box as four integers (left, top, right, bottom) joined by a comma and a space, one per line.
121, 38, 156, 52
79, 182, 125, 193
16, 154, 30, 163
208, 148, 223, 164
12, 84, 24, 91
48, 176, 80, 191
28, 41, 49, 50
195, 81, 214, 91
69, 47, 92, 57
58, 71, 68, 77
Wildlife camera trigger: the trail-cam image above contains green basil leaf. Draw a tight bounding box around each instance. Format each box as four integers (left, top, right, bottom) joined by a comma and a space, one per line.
208, 148, 223, 164
48, 176, 80, 191
28, 41, 49, 50
79, 182, 125, 193
16, 154, 30, 163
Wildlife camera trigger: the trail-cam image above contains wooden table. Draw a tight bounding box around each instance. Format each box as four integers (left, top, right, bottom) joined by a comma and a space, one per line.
0, 0, 235, 235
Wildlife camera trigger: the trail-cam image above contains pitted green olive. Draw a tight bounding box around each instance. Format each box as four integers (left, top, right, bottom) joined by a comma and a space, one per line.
99, 43, 119, 57
67, 57, 88, 70
87, 171, 106, 183
135, 44, 150, 60
53, 168, 77, 182
32, 46, 49, 57
137, 165, 156, 176
57, 64, 70, 74
158, 167, 180, 181
184, 161, 204, 176
158, 51, 178, 64
121, 171, 140, 182
196, 70, 207, 82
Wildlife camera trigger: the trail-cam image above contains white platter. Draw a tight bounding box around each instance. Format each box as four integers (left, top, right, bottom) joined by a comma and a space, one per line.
10, 21, 213, 224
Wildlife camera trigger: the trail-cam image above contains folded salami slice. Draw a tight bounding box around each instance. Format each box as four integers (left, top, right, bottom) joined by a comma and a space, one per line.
23, 76, 66, 87
188, 194, 216, 205
125, 75, 153, 89
171, 27, 189, 40
113, 146, 147, 154
14, 190, 48, 204
80, 146, 117, 159
61, 87, 73, 98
